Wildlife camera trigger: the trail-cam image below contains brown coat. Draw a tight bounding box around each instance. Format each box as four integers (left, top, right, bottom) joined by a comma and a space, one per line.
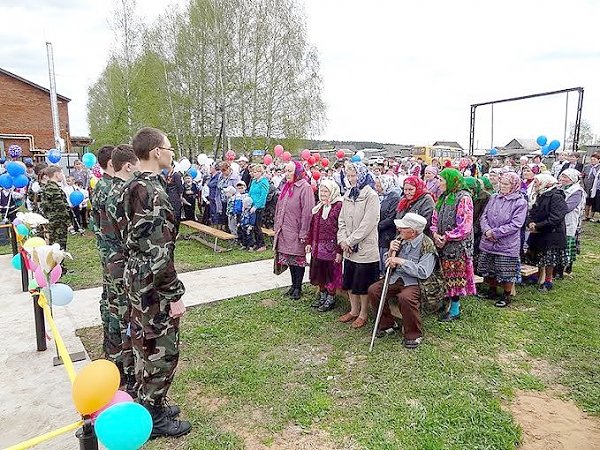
274, 179, 315, 256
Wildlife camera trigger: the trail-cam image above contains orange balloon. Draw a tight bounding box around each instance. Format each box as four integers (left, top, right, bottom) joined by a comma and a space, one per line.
72, 359, 120, 415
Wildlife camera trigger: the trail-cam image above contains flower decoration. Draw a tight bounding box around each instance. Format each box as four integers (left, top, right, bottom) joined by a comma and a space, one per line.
8, 145, 22, 158
91, 163, 104, 179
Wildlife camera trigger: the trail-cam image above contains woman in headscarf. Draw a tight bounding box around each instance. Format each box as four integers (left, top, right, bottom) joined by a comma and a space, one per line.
396, 176, 435, 234
274, 161, 316, 299
477, 172, 528, 307
375, 175, 401, 275
526, 174, 569, 292
480, 175, 495, 195
430, 168, 476, 320
487, 168, 504, 192
557, 168, 586, 275
521, 164, 536, 199
464, 176, 490, 270
424, 166, 442, 201
306, 179, 344, 312
338, 162, 380, 329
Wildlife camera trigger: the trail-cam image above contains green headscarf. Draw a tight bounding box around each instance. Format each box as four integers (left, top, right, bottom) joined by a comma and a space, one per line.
436, 168, 466, 210
464, 176, 481, 197
480, 175, 495, 193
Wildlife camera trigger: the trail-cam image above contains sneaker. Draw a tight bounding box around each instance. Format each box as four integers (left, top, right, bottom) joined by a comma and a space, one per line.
69, 230, 77, 235
79, 229, 85, 235
403, 336, 423, 349
538, 281, 553, 293
494, 293, 511, 308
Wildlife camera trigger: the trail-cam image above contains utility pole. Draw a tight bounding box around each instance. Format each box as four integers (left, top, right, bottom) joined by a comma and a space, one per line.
46, 42, 62, 151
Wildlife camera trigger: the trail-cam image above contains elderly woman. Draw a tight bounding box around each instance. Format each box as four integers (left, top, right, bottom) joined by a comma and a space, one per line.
431, 168, 476, 321
526, 174, 569, 292
424, 166, 442, 201
478, 172, 528, 307
396, 176, 435, 234
338, 162, 380, 329
306, 179, 344, 312
71, 160, 90, 188
274, 161, 315, 299
558, 168, 586, 275
464, 176, 490, 269
375, 175, 401, 275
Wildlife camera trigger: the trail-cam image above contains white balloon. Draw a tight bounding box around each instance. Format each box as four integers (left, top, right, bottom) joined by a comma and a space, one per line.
206, 158, 215, 166
357, 151, 366, 159
194, 172, 203, 182
179, 158, 191, 172
172, 162, 181, 173
230, 162, 240, 174
197, 154, 208, 165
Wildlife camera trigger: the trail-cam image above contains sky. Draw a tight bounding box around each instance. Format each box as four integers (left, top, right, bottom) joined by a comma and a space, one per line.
1, 0, 599, 151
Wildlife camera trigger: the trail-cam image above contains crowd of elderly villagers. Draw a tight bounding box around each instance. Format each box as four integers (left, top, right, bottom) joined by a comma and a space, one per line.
274, 154, 591, 349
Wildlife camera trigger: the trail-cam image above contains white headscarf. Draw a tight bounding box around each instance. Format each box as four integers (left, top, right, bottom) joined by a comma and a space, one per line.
312, 178, 342, 219
530, 173, 558, 206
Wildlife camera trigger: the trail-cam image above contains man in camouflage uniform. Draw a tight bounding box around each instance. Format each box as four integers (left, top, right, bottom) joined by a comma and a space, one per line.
90, 145, 115, 359
27, 163, 48, 214
121, 127, 191, 438
39, 166, 70, 252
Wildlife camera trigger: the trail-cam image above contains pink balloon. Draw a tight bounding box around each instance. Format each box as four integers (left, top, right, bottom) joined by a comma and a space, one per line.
91, 390, 134, 421
274, 145, 284, 157
263, 154, 273, 165
321, 158, 330, 168
34, 267, 48, 289
307, 156, 316, 166
50, 264, 62, 284
28, 258, 38, 273
301, 149, 311, 160
312, 153, 321, 161
312, 170, 321, 181
282, 151, 292, 162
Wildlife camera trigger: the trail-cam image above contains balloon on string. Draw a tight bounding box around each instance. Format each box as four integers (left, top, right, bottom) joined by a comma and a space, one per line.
336, 150, 345, 159
206, 157, 215, 166
351, 155, 361, 163
0, 173, 13, 189
274, 144, 284, 157
489, 148, 498, 156
91, 390, 134, 421
50, 264, 63, 285
72, 359, 120, 415
282, 151, 292, 162
548, 140, 561, 152
263, 154, 273, 165
312, 170, 321, 181
23, 157, 33, 165
536, 135, 548, 147
70, 191, 84, 206
11, 254, 22, 270
356, 151, 365, 160
313, 153, 321, 161
541, 145, 551, 156
23, 236, 46, 251
6, 161, 26, 177
187, 167, 198, 179
16, 223, 30, 237
307, 156, 316, 165
12, 218, 22, 226
178, 158, 191, 172
82, 153, 97, 169
47, 149, 62, 164
301, 149, 311, 160
197, 153, 208, 165
321, 157, 330, 168
13, 174, 29, 189
8, 144, 22, 158
95, 402, 152, 450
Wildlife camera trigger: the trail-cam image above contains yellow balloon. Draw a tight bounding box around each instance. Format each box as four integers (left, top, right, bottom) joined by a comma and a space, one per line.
90, 177, 98, 189
72, 359, 120, 415
22, 237, 46, 251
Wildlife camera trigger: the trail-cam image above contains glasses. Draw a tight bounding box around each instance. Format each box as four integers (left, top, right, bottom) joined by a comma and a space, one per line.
158, 146, 175, 152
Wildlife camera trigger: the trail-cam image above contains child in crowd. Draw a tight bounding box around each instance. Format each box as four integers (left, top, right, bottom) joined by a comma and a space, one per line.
224, 186, 238, 237
63, 176, 86, 234
238, 196, 257, 250
233, 181, 249, 232
40, 166, 71, 252
75, 180, 89, 230
182, 174, 200, 220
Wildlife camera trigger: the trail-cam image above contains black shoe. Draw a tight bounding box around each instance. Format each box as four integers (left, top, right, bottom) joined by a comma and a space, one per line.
312, 292, 327, 308
147, 404, 191, 439
403, 336, 423, 349
290, 287, 302, 300
494, 293, 511, 308
375, 324, 399, 338
163, 398, 181, 418
477, 290, 497, 300
317, 294, 336, 312
284, 286, 294, 296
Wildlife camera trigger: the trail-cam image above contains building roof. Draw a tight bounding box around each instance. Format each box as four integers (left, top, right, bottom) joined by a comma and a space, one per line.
504, 138, 539, 150
0, 67, 71, 102
432, 141, 464, 150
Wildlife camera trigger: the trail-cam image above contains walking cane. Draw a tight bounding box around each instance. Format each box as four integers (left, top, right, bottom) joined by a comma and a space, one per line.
369, 243, 398, 352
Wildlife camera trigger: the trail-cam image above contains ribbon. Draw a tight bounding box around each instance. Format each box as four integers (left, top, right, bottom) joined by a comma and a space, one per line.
4, 420, 84, 450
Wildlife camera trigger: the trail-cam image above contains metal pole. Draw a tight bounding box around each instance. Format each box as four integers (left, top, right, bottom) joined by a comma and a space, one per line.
76, 420, 99, 450
563, 92, 569, 150
490, 104, 494, 150
46, 42, 62, 151
10, 223, 18, 256
20, 251, 28, 292
32, 293, 47, 351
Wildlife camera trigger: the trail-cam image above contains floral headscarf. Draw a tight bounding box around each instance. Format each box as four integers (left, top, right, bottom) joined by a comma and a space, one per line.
436, 168, 466, 210
347, 162, 375, 200
279, 161, 307, 199
397, 176, 429, 212
499, 172, 521, 195
377, 174, 396, 196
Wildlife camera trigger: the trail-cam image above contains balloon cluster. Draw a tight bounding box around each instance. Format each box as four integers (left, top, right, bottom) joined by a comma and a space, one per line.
0, 161, 29, 190
536, 135, 561, 156
8, 144, 22, 158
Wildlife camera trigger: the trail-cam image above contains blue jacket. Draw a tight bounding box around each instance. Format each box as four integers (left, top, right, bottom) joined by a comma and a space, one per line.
248, 176, 270, 209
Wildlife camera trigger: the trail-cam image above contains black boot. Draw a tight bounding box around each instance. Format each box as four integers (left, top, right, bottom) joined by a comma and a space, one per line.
146, 404, 191, 439
285, 267, 297, 296
163, 398, 182, 418
312, 291, 327, 308
317, 293, 336, 312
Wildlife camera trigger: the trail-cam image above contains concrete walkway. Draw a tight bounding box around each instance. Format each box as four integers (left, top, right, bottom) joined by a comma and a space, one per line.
0, 255, 299, 449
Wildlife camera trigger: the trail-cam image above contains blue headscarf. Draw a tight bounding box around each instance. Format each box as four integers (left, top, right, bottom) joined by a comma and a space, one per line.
347, 162, 375, 200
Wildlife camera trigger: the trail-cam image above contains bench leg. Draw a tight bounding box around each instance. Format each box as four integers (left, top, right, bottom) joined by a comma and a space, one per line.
214, 236, 218, 252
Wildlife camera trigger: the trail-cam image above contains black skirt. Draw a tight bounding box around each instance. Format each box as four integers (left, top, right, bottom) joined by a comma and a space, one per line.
342, 259, 380, 295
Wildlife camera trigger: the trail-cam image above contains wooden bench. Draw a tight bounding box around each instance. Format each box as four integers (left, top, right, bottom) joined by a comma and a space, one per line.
520, 264, 538, 277
181, 220, 235, 252
261, 227, 276, 237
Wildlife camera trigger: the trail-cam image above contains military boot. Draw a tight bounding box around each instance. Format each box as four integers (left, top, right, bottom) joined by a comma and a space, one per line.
147, 404, 191, 439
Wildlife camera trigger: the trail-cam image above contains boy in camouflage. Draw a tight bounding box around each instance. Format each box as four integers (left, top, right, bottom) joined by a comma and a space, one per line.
105, 145, 140, 394
121, 127, 191, 438
40, 166, 70, 252
90, 145, 115, 359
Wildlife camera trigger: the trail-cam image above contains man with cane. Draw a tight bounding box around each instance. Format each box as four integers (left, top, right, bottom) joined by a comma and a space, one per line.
368, 213, 437, 350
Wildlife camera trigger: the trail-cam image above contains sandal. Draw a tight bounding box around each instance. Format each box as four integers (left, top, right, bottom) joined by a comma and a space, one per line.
403, 337, 423, 349
351, 317, 367, 329
338, 312, 358, 323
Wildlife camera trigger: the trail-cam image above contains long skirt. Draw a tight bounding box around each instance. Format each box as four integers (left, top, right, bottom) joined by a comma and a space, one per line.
566, 236, 578, 265
477, 252, 521, 284
309, 257, 343, 292
528, 248, 569, 268
277, 252, 308, 268
440, 255, 476, 297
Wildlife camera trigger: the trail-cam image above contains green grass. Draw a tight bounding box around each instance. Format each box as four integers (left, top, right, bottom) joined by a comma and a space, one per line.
60, 227, 273, 290
77, 226, 600, 449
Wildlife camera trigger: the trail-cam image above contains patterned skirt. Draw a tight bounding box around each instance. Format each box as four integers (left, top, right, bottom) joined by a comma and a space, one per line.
477, 252, 521, 284
566, 236, 578, 265
277, 252, 308, 268
309, 257, 343, 292
440, 255, 476, 298
528, 248, 569, 268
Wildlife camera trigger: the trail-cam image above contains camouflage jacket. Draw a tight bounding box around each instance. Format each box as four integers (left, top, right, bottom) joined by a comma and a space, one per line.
105, 177, 128, 267
90, 173, 113, 235
121, 171, 185, 338
40, 181, 71, 223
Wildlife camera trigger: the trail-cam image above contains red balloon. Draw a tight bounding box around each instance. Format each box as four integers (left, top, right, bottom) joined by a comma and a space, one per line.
307, 156, 316, 165
225, 150, 236, 161
282, 151, 292, 162
321, 158, 330, 168
263, 154, 273, 165
336, 150, 345, 159
274, 145, 284, 157
312, 153, 321, 161
312, 170, 321, 180
301, 149, 311, 160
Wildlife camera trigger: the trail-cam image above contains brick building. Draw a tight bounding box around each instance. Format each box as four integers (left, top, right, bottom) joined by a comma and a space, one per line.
0, 67, 71, 157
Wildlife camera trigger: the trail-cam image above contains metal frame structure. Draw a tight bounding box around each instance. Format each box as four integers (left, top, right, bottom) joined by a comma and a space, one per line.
469, 87, 584, 155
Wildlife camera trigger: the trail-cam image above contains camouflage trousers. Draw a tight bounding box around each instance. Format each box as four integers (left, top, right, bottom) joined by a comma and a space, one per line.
106, 257, 134, 378
130, 317, 180, 407
47, 222, 68, 253
96, 244, 110, 359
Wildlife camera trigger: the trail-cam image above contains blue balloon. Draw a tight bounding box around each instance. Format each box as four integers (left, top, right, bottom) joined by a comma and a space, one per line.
542, 145, 551, 156
13, 174, 29, 189
6, 161, 26, 177
351, 155, 361, 162
0, 157, 6, 164
82, 153, 97, 169
23, 157, 33, 165
11, 254, 22, 271
47, 149, 62, 164
0, 173, 13, 189
69, 190, 85, 206
489, 148, 498, 156
50, 283, 74, 306
16, 223, 30, 237
187, 167, 198, 179
536, 135, 548, 147
95, 402, 152, 450
548, 140, 561, 152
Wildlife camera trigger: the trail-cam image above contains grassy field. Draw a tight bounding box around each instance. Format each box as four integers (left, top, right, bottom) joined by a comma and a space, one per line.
77, 224, 600, 449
